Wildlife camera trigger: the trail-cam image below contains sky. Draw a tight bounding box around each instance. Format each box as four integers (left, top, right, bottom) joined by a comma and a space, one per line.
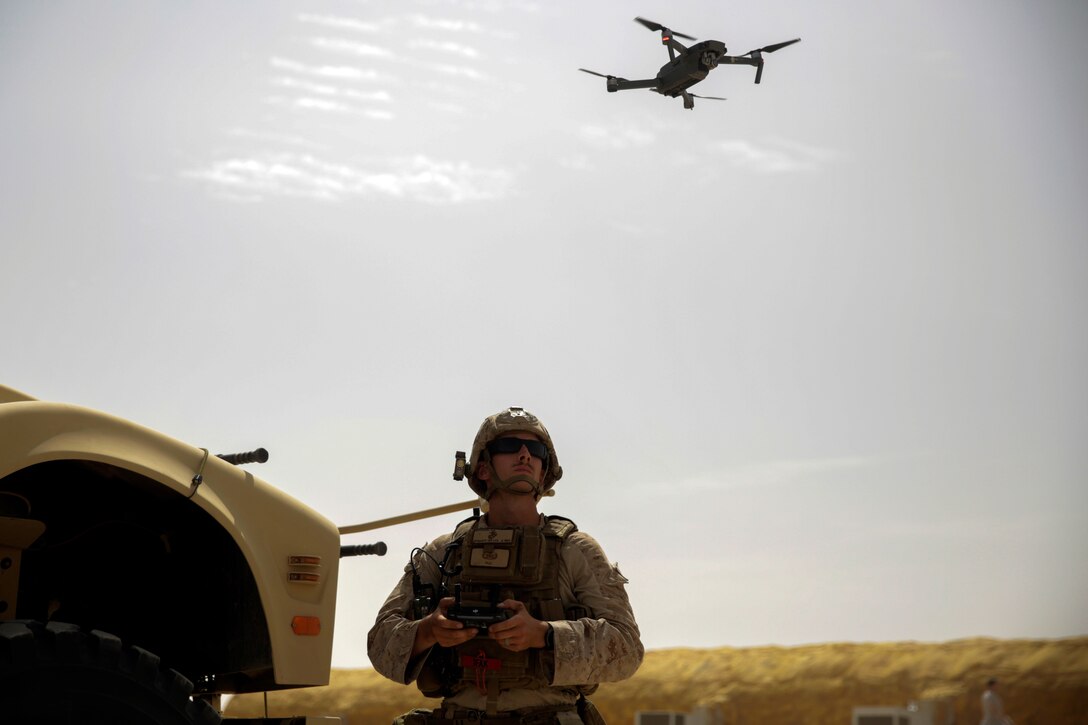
2, 1, 1086, 669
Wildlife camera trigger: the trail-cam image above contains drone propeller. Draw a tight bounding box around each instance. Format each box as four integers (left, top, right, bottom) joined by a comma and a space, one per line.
744, 38, 802, 56
743, 38, 801, 84
647, 89, 726, 105
579, 68, 615, 79
634, 16, 696, 41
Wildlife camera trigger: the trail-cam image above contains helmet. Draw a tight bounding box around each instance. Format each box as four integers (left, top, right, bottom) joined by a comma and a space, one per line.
467, 407, 562, 499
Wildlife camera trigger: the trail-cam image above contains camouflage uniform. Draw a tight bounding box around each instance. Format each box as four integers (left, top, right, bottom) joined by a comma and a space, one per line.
367, 514, 642, 717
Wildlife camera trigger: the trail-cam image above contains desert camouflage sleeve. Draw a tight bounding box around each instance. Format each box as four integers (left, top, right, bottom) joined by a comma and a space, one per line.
366, 535, 449, 683
550, 531, 644, 686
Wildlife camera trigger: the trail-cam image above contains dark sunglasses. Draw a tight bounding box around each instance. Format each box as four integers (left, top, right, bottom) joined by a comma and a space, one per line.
487, 437, 549, 462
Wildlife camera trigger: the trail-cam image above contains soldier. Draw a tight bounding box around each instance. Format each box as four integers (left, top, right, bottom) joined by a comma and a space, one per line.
368, 407, 643, 724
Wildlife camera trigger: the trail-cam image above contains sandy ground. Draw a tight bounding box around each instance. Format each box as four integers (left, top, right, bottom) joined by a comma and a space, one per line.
225, 636, 1088, 724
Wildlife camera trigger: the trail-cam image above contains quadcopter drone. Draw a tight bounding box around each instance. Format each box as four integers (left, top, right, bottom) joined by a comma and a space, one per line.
580, 17, 800, 110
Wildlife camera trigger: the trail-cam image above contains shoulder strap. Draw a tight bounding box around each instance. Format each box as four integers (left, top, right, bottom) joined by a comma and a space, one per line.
542, 514, 578, 540
450, 513, 480, 542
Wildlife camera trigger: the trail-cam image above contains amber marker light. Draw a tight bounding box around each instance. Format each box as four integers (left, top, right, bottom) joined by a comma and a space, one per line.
288, 555, 321, 566
292, 616, 321, 636
287, 554, 322, 584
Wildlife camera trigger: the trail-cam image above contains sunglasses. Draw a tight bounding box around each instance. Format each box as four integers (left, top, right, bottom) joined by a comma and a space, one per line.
487, 437, 549, 462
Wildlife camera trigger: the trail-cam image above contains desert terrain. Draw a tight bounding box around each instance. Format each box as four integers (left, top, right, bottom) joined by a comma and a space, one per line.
226, 637, 1087, 724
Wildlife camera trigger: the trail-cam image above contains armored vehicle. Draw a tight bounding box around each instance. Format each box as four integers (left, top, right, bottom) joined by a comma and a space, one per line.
0, 384, 476, 724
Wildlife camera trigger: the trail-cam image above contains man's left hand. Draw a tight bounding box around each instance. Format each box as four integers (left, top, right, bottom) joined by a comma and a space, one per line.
489, 599, 549, 651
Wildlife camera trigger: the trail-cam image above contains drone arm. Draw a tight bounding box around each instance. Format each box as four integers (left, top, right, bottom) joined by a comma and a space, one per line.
613, 77, 660, 92
723, 39, 799, 84
718, 55, 760, 68
664, 36, 689, 58
718, 54, 764, 83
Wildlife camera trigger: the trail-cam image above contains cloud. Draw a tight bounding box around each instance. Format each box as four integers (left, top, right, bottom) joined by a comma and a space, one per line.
344, 89, 393, 103
225, 127, 328, 151
272, 76, 393, 103
408, 14, 485, 33
408, 39, 481, 59
184, 153, 515, 204
263, 94, 393, 118
310, 37, 393, 59
428, 62, 487, 81
461, 0, 540, 13
266, 57, 395, 120
712, 137, 838, 173
403, 13, 517, 43
273, 76, 339, 96
300, 34, 491, 89
270, 56, 387, 82
577, 124, 656, 150
292, 97, 355, 113
297, 14, 382, 33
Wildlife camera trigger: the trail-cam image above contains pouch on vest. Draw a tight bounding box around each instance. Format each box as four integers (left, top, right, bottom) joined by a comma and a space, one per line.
461, 525, 545, 585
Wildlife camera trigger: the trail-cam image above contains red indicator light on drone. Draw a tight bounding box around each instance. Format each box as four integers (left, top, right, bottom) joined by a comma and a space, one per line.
663, 35, 671, 43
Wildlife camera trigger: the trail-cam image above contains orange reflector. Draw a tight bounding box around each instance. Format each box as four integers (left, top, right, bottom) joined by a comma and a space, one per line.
289, 555, 322, 566
288, 571, 321, 583
292, 616, 321, 636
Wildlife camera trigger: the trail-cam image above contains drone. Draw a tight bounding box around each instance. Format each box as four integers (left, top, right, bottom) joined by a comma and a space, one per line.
579, 17, 800, 110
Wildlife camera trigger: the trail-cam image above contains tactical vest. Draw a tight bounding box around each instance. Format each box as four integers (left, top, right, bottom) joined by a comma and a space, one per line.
417, 515, 588, 713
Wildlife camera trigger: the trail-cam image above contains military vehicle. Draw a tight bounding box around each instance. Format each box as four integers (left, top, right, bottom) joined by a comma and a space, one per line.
0, 384, 480, 724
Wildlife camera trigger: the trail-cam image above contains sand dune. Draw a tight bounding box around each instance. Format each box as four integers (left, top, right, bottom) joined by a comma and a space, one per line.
225, 637, 1087, 724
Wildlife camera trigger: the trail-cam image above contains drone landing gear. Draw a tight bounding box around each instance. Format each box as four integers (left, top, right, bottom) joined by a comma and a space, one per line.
682, 91, 695, 110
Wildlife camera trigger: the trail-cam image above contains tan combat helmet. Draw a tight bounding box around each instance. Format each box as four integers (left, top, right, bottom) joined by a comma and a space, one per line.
465, 407, 562, 500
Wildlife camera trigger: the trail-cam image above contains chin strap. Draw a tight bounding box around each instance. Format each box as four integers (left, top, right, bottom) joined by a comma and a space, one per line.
479, 456, 545, 500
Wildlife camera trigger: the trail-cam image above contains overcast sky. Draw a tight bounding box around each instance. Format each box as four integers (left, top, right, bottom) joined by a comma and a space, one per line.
2, 0, 1086, 669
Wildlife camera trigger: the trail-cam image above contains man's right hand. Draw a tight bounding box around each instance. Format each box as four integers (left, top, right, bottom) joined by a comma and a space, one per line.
413, 596, 478, 655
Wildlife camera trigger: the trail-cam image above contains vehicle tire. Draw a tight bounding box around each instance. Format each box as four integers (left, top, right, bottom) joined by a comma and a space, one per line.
0, 620, 222, 725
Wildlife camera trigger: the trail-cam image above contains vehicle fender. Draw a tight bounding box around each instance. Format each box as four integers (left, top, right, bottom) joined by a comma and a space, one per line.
0, 391, 339, 687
